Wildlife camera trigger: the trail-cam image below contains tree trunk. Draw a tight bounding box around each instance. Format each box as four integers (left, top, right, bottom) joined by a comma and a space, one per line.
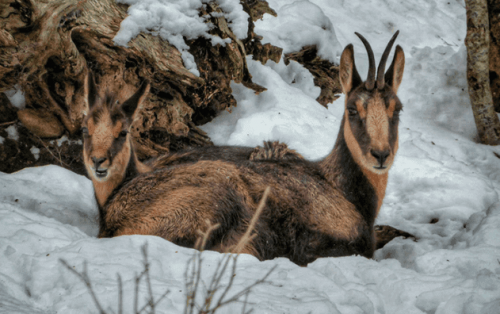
0, 0, 282, 173
465, 0, 500, 145
487, 0, 500, 112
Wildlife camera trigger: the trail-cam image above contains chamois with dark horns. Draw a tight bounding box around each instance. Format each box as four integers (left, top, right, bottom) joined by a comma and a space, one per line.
82, 32, 405, 266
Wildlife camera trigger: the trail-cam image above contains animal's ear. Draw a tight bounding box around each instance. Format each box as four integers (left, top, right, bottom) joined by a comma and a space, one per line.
121, 80, 150, 122
384, 45, 405, 93
339, 44, 363, 95
83, 71, 99, 116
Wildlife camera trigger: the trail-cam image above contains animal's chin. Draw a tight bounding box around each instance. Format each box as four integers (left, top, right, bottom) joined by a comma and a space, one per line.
94, 169, 108, 180
370, 164, 390, 174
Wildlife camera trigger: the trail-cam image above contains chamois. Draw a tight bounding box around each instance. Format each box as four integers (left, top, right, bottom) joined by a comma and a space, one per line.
82, 32, 405, 266
81, 74, 152, 210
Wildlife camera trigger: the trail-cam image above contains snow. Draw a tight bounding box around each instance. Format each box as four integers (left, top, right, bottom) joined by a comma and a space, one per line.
5, 125, 19, 141
4, 85, 26, 109
30, 146, 40, 160
2, 0, 500, 313
114, 0, 248, 76
49, 135, 82, 147
253, 1, 343, 63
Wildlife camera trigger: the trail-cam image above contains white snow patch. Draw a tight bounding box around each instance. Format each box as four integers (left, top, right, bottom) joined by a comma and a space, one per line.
213, 0, 248, 39
114, 0, 248, 76
6, 125, 19, 141
4, 85, 26, 109
30, 146, 40, 160
0, 136, 4, 144
49, 135, 82, 147
255, 0, 342, 63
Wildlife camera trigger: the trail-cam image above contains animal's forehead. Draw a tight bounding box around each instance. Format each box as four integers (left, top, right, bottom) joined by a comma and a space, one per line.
84, 106, 106, 125
347, 89, 400, 109
84, 103, 126, 127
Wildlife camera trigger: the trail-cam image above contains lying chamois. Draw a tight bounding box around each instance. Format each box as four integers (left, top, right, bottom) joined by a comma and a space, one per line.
82, 32, 405, 265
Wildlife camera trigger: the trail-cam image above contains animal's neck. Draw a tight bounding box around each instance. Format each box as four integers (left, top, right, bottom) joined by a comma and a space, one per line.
319, 118, 387, 224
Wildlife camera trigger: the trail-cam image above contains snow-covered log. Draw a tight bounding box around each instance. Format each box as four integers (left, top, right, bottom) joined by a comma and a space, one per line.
0, 0, 282, 173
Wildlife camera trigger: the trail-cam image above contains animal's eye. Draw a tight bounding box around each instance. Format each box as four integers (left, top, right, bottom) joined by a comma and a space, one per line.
348, 108, 358, 116
81, 127, 89, 136
119, 130, 128, 137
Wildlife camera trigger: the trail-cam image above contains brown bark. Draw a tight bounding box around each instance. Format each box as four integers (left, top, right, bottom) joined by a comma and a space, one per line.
0, 0, 281, 173
465, 0, 500, 145
487, 0, 500, 111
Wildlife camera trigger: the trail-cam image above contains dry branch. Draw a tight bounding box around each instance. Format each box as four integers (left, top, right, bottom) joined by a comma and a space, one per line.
60, 244, 170, 314
233, 186, 270, 254
185, 187, 275, 314
59, 260, 107, 314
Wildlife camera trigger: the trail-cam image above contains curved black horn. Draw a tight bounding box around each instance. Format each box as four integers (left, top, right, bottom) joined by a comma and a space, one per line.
376, 30, 400, 90
355, 32, 376, 90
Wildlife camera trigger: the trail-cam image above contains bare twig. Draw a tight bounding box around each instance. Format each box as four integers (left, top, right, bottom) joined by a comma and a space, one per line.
184, 255, 197, 314
212, 264, 276, 312
59, 259, 107, 314
0, 120, 17, 127
201, 253, 234, 312
117, 274, 123, 314
241, 291, 252, 314
196, 220, 221, 251
185, 220, 220, 314
134, 269, 147, 313
34, 135, 69, 167
142, 244, 156, 314
233, 186, 270, 254
184, 187, 275, 314
61, 244, 169, 314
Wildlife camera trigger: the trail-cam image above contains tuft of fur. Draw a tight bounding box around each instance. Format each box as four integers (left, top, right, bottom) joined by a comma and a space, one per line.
249, 141, 303, 161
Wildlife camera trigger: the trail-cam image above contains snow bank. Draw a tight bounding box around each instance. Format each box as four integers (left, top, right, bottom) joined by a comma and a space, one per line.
201, 57, 340, 160
0, 166, 97, 237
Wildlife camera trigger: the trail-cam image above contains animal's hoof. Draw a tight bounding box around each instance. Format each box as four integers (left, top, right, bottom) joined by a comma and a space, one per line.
375, 225, 416, 249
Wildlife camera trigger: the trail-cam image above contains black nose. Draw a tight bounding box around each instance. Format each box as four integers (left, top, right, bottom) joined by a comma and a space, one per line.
91, 157, 107, 169
371, 149, 390, 166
